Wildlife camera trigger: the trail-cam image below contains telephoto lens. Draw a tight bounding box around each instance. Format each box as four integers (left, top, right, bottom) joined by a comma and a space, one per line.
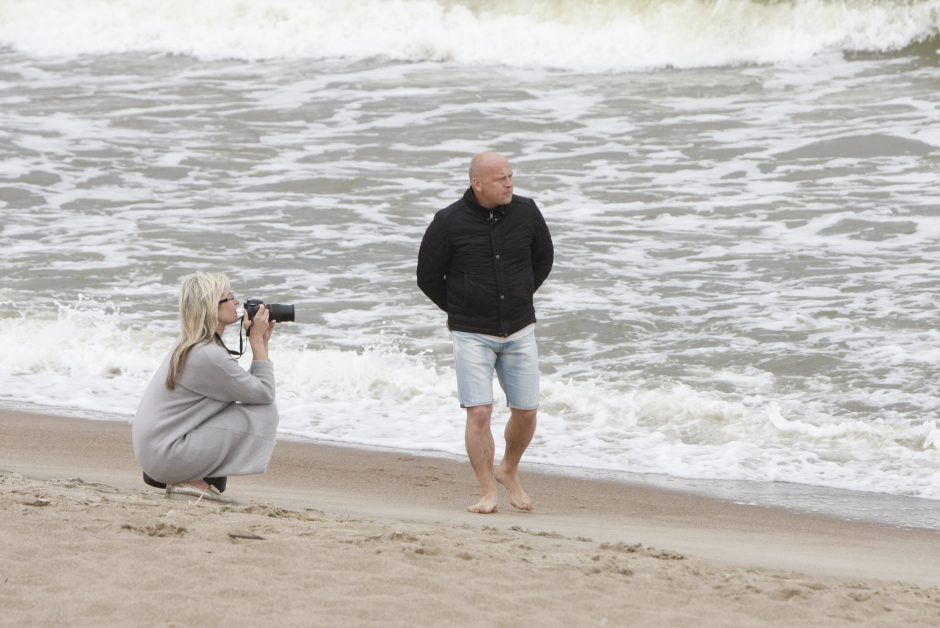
266, 303, 295, 322
244, 299, 295, 322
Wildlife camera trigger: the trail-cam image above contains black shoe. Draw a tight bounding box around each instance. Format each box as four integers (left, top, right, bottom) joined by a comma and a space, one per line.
205, 477, 227, 493
142, 471, 166, 489
143, 471, 227, 493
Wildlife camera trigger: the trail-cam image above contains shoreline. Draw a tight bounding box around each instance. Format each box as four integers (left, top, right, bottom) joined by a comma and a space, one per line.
277, 433, 940, 532
3, 409, 940, 626
10, 403, 940, 531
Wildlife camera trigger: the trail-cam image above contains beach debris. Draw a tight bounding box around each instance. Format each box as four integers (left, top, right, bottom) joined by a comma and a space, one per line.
228, 531, 265, 541
599, 542, 644, 554
121, 522, 188, 537
510, 525, 563, 539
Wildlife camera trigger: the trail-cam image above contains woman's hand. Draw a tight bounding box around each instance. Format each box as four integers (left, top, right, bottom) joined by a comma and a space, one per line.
263, 318, 275, 344
245, 305, 274, 360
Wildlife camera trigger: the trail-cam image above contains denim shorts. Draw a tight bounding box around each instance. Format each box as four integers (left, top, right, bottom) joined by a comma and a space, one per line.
452, 330, 540, 410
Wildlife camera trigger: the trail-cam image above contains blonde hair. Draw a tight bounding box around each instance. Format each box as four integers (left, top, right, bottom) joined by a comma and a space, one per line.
165, 271, 231, 390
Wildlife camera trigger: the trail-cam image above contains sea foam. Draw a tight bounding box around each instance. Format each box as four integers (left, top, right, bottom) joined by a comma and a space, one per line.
0, 0, 937, 69
2, 305, 939, 500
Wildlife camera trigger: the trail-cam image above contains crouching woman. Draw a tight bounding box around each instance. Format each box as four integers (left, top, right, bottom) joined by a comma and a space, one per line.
133, 271, 279, 503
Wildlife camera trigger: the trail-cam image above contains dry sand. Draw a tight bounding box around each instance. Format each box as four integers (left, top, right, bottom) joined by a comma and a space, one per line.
1, 410, 938, 627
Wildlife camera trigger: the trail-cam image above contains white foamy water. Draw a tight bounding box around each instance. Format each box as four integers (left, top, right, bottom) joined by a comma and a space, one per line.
0, 0, 937, 69
1, 1, 939, 524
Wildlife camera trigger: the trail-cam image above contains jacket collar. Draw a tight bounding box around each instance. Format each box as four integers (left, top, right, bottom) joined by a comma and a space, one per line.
464, 187, 509, 216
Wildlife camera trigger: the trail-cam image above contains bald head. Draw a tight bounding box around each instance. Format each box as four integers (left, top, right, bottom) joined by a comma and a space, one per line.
469, 152, 514, 208
469, 152, 508, 180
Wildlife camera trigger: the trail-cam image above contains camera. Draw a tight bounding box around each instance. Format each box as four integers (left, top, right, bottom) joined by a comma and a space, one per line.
244, 299, 295, 323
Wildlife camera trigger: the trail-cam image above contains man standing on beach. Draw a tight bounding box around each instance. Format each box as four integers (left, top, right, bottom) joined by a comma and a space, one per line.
417, 152, 554, 514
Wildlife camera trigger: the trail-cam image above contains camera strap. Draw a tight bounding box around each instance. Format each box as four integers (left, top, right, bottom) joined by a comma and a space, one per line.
218, 317, 248, 358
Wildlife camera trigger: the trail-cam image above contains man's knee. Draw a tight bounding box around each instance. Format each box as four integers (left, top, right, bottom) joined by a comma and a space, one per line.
466, 405, 493, 430
510, 408, 537, 427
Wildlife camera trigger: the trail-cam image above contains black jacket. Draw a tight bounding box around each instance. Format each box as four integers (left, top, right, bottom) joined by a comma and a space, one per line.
417, 188, 553, 336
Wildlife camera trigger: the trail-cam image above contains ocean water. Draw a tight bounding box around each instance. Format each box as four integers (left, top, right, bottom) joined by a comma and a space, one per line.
2, 0, 939, 524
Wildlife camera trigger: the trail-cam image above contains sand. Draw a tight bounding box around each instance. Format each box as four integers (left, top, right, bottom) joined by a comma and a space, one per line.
1, 410, 938, 627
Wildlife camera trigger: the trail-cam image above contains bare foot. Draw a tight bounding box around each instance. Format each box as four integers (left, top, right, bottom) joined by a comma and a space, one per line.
495, 467, 532, 511
468, 492, 498, 514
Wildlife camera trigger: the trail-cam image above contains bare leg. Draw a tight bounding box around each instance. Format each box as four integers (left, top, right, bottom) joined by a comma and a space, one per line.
495, 408, 536, 511
465, 405, 498, 513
